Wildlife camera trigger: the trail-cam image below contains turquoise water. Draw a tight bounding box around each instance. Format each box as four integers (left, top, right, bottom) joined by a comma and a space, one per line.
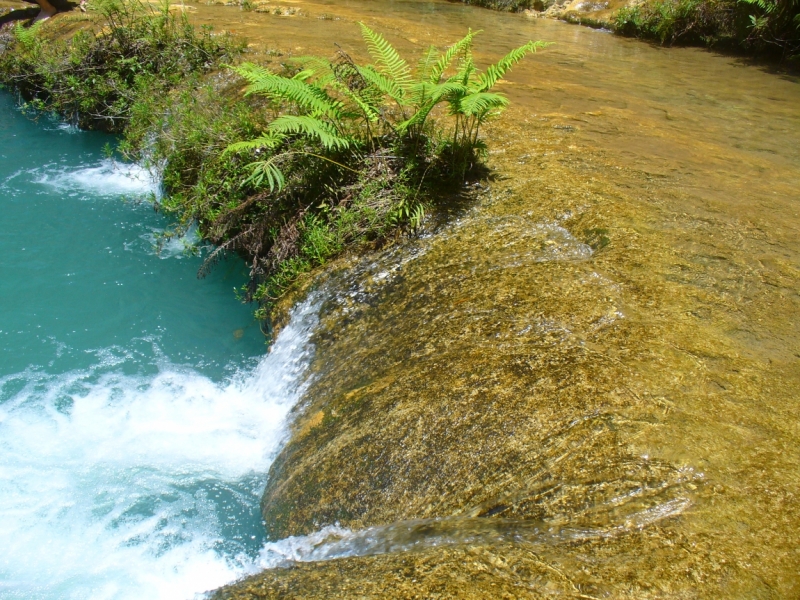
0, 92, 321, 599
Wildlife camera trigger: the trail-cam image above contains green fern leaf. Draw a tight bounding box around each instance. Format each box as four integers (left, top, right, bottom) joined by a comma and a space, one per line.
14, 21, 44, 51
244, 155, 285, 192
268, 115, 352, 150
474, 41, 549, 92
223, 131, 286, 156
456, 54, 476, 87
232, 63, 343, 117
429, 29, 479, 84
290, 56, 334, 76
232, 62, 274, 85
332, 82, 380, 123
292, 69, 316, 82
358, 22, 412, 94
416, 45, 439, 80
409, 203, 425, 229
398, 81, 466, 133
357, 65, 407, 106
457, 91, 509, 117
290, 56, 339, 86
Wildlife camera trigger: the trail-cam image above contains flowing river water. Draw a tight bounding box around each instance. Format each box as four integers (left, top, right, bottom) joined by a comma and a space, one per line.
2, 0, 800, 597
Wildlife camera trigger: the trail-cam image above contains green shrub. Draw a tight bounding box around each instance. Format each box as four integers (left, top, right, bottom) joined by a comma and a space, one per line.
0, 0, 242, 131
455, 0, 536, 12
614, 0, 799, 60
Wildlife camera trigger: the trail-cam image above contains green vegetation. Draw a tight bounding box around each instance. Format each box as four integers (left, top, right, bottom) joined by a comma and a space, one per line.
455, 0, 537, 11
0, 0, 242, 131
0, 4, 545, 320
614, 0, 800, 61
181, 26, 545, 315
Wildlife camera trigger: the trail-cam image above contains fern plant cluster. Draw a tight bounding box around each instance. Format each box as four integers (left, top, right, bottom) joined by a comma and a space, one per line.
208, 24, 545, 313
228, 25, 546, 187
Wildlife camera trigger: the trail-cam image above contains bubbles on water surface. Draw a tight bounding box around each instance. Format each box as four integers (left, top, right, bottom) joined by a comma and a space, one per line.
36, 159, 159, 199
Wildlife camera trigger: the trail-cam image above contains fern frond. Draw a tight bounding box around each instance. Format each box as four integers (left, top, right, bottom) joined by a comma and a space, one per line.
268, 115, 352, 150
398, 81, 465, 133
231, 63, 343, 117
292, 69, 315, 81
357, 65, 407, 106
409, 202, 425, 230
358, 22, 412, 94
475, 41, 549, 92
416, 45, 438, 80
409, 80, 464, 105
740, 0, 777, 12
14, 21, 44, 51
232, 62, 274, 85
223, 131, 286, 156
245, 155, 286, 192
290, 56, 338, 86
458, 91, 509, 117
332, 82, 380, 123
456, 55, 476, 87
429, 29, 479, 84
291, 55, 334, 76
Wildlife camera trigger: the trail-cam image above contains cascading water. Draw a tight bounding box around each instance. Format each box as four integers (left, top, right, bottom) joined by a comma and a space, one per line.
0, 94, 321, 599
4, 2, 800, 594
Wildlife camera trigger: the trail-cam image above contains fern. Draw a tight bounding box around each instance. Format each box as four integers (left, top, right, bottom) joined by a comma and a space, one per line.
458, 92, 509, 117
14, 21, 44, 52
416, 45, 439, 82
740, 0, 777, 12
356, 65, 408, 106
455, 53, 476, 87
475, 41, 549, 92
232, 63, 343, 117
429, 29, 479, 84
223, 131, 285, 155
398, 81, 465, 133
267, 115, 351, 150
409, 203, 425, 230
228, 25, 547, 197
244, 155, 285, 192
232, 62, 274, 85
332, 81, 380, 123
358, 22, 412, 94
290, 56, 338, 87
292, 69, 316, 82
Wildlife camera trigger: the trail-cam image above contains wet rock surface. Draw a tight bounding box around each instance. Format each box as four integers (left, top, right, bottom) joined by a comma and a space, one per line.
213, 95, 800, 596
182, 6, 797, 594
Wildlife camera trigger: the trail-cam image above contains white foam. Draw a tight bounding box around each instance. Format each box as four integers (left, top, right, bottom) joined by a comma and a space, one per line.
37, 159, 159, 198
44, 122, 81, 134
138, 224, 203, 260
0, 294, 320, 600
